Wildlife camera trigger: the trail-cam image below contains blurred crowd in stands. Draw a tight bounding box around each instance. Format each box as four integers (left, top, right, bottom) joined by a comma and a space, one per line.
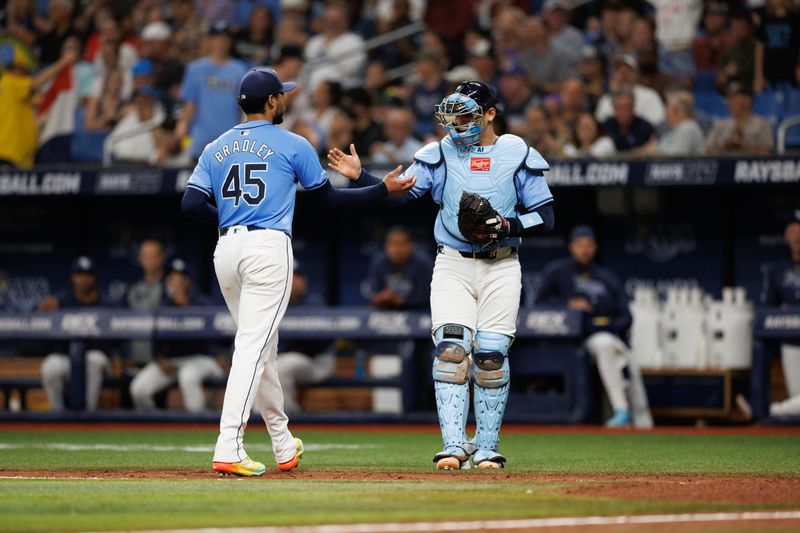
0, 0, 799, 169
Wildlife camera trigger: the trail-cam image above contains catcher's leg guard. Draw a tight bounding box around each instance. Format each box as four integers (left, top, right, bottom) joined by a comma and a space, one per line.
432, 324, 473, 469
472, 331, 511, 469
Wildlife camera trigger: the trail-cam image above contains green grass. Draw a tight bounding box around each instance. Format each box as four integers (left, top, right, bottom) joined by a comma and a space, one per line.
0, 428, 799, 531
1, 429, 798, 475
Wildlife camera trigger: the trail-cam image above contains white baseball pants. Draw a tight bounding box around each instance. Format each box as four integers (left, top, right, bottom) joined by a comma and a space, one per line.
41, 350, 108, 411
430, 246, 522, 336
277, 351, 335, 414
585, 331, 630, 412
129, 355, 224, 412
771, 343, 800, 417
212, 227, 296, 464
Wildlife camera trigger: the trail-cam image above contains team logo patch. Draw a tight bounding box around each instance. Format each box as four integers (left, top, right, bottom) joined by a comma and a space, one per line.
470, 157, 491, 172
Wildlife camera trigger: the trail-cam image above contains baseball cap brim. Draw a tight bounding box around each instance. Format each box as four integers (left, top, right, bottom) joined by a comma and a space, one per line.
281, 81, 298, 93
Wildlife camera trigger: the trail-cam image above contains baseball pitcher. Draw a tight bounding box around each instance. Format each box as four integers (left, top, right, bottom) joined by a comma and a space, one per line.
181, 67, 415, 476
328, 81, 555, 469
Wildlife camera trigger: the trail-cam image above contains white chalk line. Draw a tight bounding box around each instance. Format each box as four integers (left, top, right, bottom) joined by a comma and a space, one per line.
109, 511, 800, 533
0, 443, 378, 453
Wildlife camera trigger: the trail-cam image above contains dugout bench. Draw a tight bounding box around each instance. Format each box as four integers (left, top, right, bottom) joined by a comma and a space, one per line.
750, 307, 800, 422
0, 307, 591, 422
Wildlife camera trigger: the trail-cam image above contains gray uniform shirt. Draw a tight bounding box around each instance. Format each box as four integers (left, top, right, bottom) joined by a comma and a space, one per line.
705, 115, 774, 155
519, 46, 575, 87
126, 280, 163, 365
656, 119, 705, 156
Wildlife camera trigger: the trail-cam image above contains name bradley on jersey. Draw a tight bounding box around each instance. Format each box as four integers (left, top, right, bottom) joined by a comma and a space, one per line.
212, 138, 275, 163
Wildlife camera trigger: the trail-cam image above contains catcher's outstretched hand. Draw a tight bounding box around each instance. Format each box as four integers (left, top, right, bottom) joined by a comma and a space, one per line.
383, 165, 416, 196
327, 143, 362, 180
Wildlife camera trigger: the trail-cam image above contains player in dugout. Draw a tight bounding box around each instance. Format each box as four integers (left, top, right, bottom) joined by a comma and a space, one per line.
535, 226, 652, 428
761, 216, 800, 418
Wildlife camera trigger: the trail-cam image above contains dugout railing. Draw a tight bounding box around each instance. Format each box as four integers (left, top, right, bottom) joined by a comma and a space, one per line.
0, 307, 590, 423
2, 307, 799, 423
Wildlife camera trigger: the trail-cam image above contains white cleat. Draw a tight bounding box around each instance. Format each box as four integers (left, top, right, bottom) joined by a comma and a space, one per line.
473, 450, 506, 469
436, 456, 462, 470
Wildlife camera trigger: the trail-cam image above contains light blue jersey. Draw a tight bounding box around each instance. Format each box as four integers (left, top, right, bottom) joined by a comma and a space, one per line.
399, 134, 552, 252
180, 58, 250, 157
186, 119, 328, 235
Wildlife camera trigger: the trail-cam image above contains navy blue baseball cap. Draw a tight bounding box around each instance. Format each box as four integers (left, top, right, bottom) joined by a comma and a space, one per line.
570, 225, 596, 242
239, 68, 297, 101
71, 256, 96, 274
208, 20, 231, 36
166, 258, 190, 277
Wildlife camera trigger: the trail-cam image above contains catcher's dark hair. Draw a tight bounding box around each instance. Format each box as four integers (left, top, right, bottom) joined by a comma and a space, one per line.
237, 94, 269, 114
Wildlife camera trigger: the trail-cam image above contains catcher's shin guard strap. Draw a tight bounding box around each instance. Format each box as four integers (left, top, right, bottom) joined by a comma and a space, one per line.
432, 357, 470, 384
473, 330, 511, 388
434, 380, 470, 449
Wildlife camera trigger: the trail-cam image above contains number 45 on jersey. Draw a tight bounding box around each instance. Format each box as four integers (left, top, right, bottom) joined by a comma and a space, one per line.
222, 163, 268, 206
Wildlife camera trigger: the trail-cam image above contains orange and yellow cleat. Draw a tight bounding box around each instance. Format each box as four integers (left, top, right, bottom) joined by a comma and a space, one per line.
212, 457, 266, 477
277, 437, 304, 472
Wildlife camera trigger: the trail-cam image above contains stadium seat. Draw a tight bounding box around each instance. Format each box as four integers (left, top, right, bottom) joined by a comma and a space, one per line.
777, 114, 800, 153
692, 71, 717, 92
70, 107, 107, 162
753, 90, 784, 130
781, 88, 800, 119
692, 90, 729, 119
71, 131, 107, 162
785, 127, 800, 150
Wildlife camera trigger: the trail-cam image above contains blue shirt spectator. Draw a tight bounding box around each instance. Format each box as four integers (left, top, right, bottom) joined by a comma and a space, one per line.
177, 21, 249, 157
233, 0, 282, 29
368, 227, 433, 310
409, 50, 448, 139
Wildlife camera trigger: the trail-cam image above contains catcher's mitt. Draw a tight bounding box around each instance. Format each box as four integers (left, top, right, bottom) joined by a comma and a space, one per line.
457, 191, 505, 246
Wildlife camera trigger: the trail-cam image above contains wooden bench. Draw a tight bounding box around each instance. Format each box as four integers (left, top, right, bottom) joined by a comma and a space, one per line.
641, 368, 750, 420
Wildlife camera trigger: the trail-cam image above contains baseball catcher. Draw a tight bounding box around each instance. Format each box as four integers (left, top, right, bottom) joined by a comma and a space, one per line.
327, 80, 555, 469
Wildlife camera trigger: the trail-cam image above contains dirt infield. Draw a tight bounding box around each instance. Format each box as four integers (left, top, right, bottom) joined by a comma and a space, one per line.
2, 469, 798, 505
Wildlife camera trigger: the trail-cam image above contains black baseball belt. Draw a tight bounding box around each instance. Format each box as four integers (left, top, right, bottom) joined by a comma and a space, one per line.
437, 244, 517, 259
218, 225, 267, 237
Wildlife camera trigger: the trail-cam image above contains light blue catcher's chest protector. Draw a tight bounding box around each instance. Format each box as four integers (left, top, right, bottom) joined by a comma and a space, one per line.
432, 135, 527, 251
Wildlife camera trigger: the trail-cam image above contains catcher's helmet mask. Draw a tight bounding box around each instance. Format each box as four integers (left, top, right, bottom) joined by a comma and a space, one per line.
435, 80, 499, 156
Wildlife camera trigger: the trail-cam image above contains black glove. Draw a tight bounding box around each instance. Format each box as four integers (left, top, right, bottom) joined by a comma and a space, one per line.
457, 191, 510, 246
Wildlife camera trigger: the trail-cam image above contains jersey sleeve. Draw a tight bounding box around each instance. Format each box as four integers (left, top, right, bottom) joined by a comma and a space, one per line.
404, 160, 435, 200
354, 160, 434, 205
292, 138, 328, 190
186, 146, 213, 196
515, 168, 553, 211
